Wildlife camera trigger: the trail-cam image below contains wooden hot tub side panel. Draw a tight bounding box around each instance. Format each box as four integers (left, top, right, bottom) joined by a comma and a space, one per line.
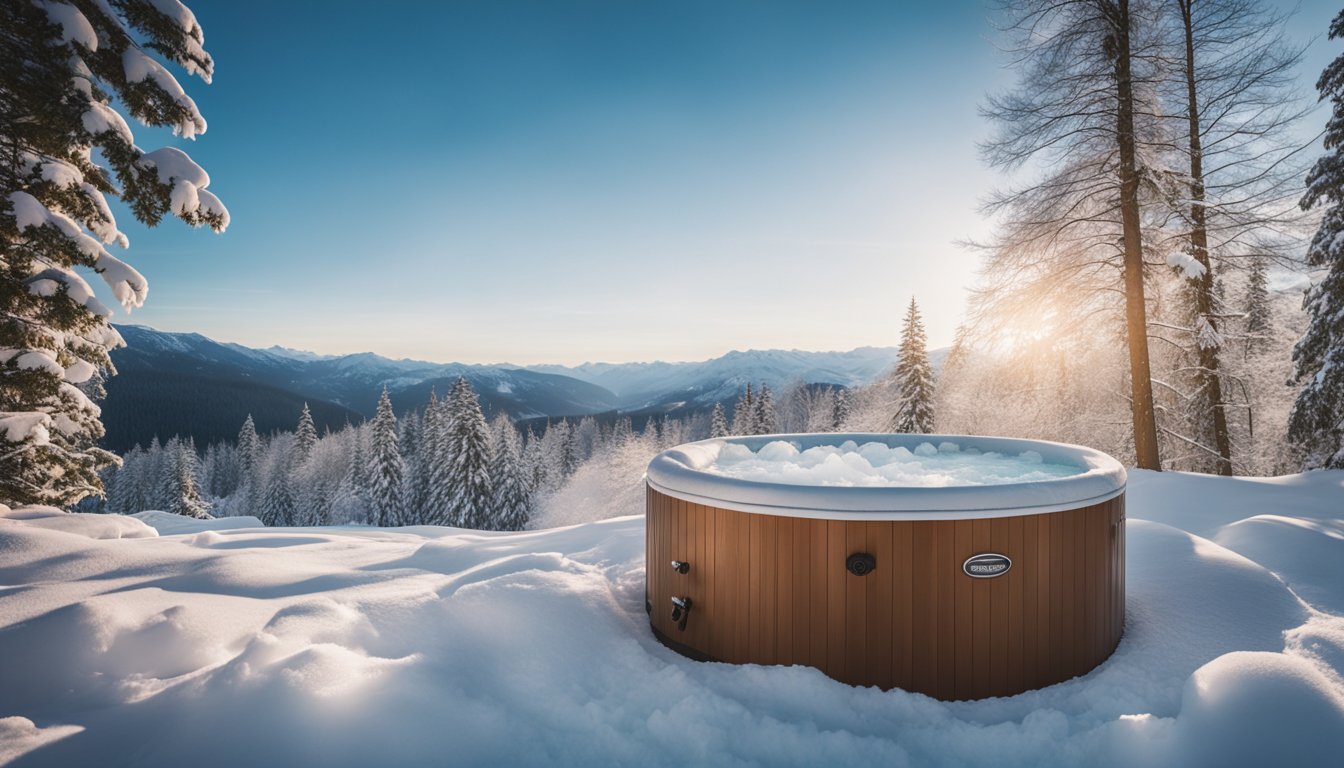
646, 486, 1125, 701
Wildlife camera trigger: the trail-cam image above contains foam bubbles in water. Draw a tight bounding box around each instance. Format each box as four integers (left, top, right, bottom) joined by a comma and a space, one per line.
706, 440, 1083, 488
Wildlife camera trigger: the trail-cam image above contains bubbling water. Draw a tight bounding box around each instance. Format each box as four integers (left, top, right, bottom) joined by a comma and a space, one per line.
703, 439, 1085, 488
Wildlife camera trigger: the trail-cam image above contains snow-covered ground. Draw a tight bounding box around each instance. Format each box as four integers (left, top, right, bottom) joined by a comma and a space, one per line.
2, 470, 1343, 767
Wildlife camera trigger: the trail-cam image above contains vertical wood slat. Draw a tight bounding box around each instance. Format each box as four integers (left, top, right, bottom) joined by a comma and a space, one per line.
749, 512, 762, 662
789, 516, 808, 665
1008, 514, 1024, 696
1022, 514, 1040, 690
736, 508, 751, 663
989, 517, 1010, 697
936, 520, 956, 698
810, 518, 828, 670
646, 488, 1124, 701
892, 519, 912, 690
777, 517, 794, 665
911, 521, 935, 695
954, 519, 973, 700
762, 514, 778, 666
827, 519, 846, 681
971, 519, 992, 699
870, 520, 895, 689
843, 521, 867, 685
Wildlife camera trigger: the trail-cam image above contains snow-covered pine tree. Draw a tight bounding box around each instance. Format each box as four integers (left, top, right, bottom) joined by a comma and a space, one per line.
558, 419, 580, 479
418, 390, 453, 526
443, 376, 492, 528
259, 460, 295, 526
660, 415, 684, 447
236, 415, 260, 476
0, 0, 227, 507
163, 437, 210, 518
731, 384, 755, 435
609, 416, 634, 448
293, 403, 317, 465
522, 427, 549, 495
1245, 257, 1272, 350
832, 387, 850, 430
754, 383, 779, 435
709, 402, 730, 438
369, 387, 403, 526
890, 298, 936, 434
643, 417, 660, 446
1293, 10, 1344, 470
489, 415, 531, 531
346, 423, 368, 490
105, 443, 143, 512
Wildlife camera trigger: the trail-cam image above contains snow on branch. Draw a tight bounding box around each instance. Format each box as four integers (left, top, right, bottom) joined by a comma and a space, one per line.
1165, 252, 1208, 280
36, 1, 98, 50
121, 47, 207, 138
137, 147, 230, 230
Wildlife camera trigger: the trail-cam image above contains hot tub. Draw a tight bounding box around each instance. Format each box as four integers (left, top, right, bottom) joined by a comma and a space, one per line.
645, 433, 1126, 700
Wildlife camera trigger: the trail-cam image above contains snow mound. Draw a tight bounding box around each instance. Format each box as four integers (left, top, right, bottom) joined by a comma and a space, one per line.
1, 505, 156, 540
0, 471, 1341, 766
131, 511, 263, 535
1170, 651, 1344, 766
707, 439, 1082, 487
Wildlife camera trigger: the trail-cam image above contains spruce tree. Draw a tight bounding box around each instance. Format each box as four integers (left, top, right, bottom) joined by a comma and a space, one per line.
489, 417, 531, 531
709, 402, 729, 438
369, 387, 403, 526
890, 298, 936, 434
1293, 10, 1344, 469
731, 384, 755, 435
557, 419, 580, 479
754, 383, 779, 435
832, 387, 850, 430
522, 428, 548, 494
443, 377, 492, 528
237, 415, 260, 476
259, 462, 295, 526
419, 390, 453, 525
347, 425, 369, 491
0, 0, 227, 507
1245, 257, 1272, 346
293, 403, 317, 464
165, 437, 210, 519
106, 444, 141, 512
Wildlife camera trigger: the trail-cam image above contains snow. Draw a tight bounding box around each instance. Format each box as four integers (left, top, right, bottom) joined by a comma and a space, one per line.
136, 148, 228, 229
120, 50, 206, 138
1166, 252, 1207, 280
0, 413, 51, 445
81, 101, 134, 146
707, 439, 1082, 488
7, 191, 148, 310
37, 2, 98, 51
2, 470, 1343, 766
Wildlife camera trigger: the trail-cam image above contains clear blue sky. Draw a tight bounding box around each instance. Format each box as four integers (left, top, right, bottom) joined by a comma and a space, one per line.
108, 0, 1338, 365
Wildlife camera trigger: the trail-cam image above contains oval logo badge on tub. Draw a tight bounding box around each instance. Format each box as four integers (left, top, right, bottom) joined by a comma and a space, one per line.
963, 553, 1012, 578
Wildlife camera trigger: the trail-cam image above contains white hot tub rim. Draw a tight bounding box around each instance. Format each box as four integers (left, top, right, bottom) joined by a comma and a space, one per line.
645, 433, 1127, 521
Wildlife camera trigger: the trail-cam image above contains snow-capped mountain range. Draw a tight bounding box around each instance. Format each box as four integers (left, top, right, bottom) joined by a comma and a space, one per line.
529, 347, 919, 412
101, 325, 922, 451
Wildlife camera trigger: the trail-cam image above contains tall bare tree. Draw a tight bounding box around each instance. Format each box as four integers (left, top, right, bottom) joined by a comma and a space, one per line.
980, 0, 1165, 468
1154, 0, 1309, 474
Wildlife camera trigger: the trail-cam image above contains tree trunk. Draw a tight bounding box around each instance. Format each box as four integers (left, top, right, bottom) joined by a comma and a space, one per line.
1179, 0, 1234, 475
1112, 0, 1163, 470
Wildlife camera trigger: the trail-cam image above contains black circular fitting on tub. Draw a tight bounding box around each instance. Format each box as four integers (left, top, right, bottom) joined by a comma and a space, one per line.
846, 553, 877, 576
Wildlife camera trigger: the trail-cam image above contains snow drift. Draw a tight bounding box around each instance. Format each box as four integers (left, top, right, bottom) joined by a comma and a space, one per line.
2, 470, 1343, 767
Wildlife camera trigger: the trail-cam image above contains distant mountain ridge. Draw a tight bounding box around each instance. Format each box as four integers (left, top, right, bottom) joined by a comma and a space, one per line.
527, 346, 921, 415
100, 325, 926, 451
